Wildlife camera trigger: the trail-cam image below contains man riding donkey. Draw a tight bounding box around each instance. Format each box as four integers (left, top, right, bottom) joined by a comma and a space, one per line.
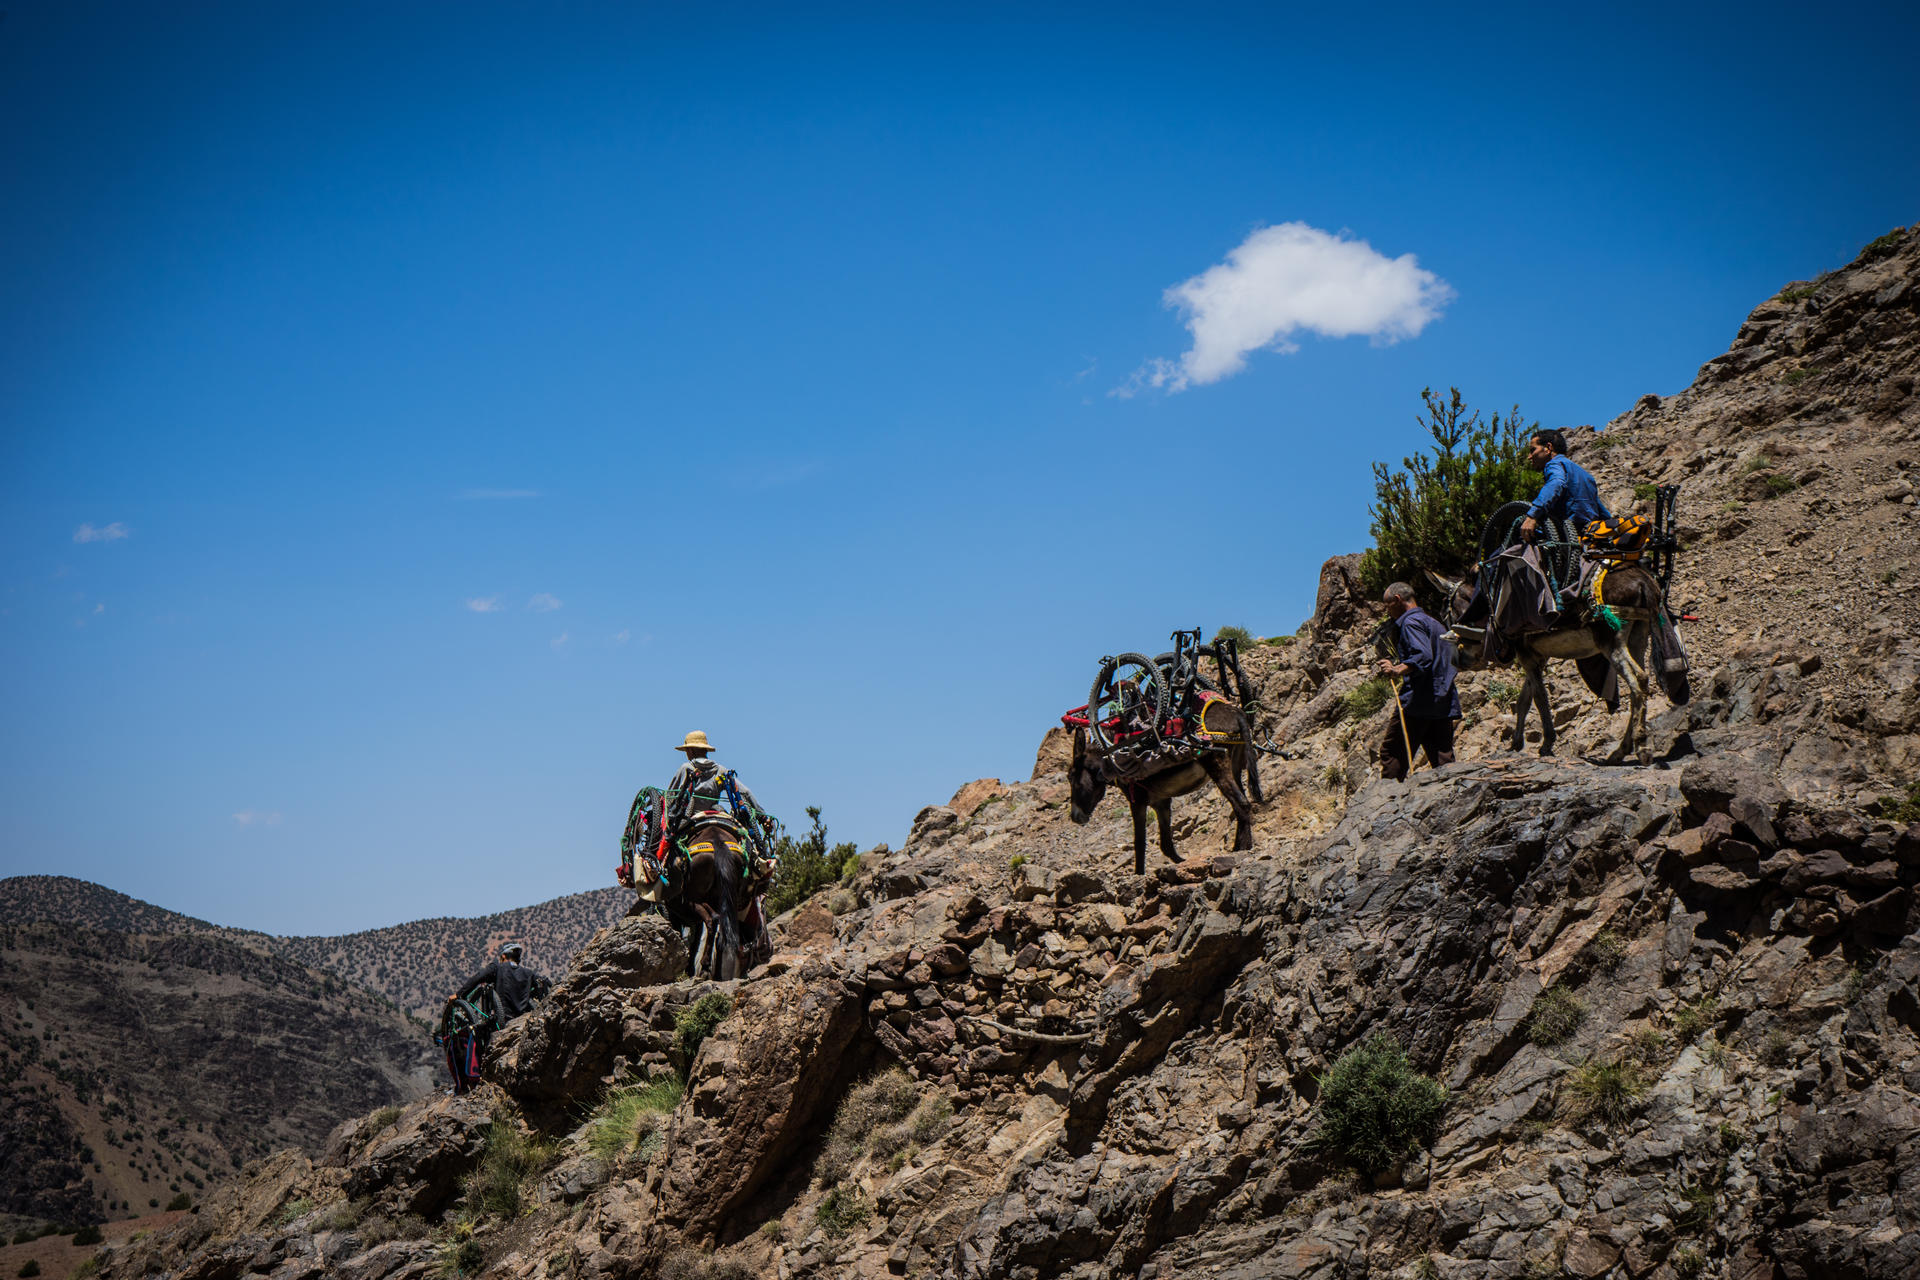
619, 731, 781, 979
1432, 426, 1689, 765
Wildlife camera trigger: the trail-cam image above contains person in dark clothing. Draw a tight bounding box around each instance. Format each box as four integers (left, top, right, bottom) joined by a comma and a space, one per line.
1519, 427, 1612, 541
1376, 582, 1461, 780
448, 942, 548, 1022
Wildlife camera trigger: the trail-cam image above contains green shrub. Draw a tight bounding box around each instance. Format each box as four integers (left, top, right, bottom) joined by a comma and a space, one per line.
1675, 1180, 1717, 1232
1764, 473, 1799, 496
1486, 678, 1521, 709
1306, 1033, 1446, 1175
20, 1261, 42, 1278
276, 1198, 314, 1227
1671, 1244, 1706, 1279
319, 1198, 369, 1232
1008, 854, 1028, 871
1861, 227, 1905, 260
764, 808, 861, 916
1874, 780, 1920, 825
813, 1185, 872, 1237
1758, 1029, 1791, 1067
1359, 387, 1539, 597
1742, 454, 1774, 473
1585, 432, 1630, 451
1527, 987, 1586, 1046
675, 993, 732, 1066
587, 1075, 684, 1162
369, 1105, 402, 1133
438, 1237, 486, 1277
1213, 625, 1253, 646
1589, 930, 1628, 973
164, 1193, 191, 1212
463, 1121, 553, 1220
1339, 677, 1393, 721
1777, 285, 1817, 302
71, 1225, 103, 1246
815, 1069, 923, 1185
1672, 997, 1717, 1042
1633, 482, 1658, 501
1564, 1056, 1645, 1124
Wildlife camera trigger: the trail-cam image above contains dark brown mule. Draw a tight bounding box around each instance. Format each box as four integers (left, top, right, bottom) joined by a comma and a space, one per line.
1067, 716, 1256, 876
660, 817, 767, 980
1431, 561, 1665, 765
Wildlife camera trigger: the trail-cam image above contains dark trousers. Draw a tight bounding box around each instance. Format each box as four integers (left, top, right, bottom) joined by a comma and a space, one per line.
1381, 713, 1456, 780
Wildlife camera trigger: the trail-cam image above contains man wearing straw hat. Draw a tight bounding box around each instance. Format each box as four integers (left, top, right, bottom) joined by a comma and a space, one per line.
663, 729, 762, 837
1375, 583, 1460, 780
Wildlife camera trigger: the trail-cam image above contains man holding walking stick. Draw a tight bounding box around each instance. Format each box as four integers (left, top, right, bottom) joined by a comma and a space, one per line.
1376, 582, 1460, 780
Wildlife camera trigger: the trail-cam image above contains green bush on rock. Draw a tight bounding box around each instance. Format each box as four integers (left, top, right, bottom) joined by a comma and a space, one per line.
1307, 1033, 1446, 1175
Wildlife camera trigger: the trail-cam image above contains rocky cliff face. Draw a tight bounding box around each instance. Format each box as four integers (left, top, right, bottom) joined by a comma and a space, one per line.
90, 225, 1920, 1280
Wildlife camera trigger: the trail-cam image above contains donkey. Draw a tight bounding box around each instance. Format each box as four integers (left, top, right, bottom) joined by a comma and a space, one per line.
1429, 560, 1666, 765
640, 815, 771, 981
1067, 714, 1257, 875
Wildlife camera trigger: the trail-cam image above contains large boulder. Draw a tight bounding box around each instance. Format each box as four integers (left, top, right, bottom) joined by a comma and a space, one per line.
342, 1090, 494, 1219
645, 959, 867, 1247
488, 915, 688, 1119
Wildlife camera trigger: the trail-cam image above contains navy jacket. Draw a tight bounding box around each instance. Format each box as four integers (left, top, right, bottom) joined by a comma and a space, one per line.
1392, 606, 1461, 720
1528, 454, 1612, 531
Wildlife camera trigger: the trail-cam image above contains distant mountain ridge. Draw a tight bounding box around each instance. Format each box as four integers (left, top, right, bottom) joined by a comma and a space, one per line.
0, 876, 632, 1019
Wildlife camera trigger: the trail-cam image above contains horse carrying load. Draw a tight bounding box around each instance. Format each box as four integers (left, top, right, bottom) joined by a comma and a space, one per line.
1062, 629, 1265, 873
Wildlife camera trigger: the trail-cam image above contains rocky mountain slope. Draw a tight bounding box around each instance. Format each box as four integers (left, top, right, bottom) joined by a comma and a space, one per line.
0, 921, 434, 1226
91, 223, 1920, 1280
0, 877, 630, 1019
0, 878, 629, 1228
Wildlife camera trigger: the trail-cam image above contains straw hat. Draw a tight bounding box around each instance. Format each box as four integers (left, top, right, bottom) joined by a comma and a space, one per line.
675, 730, 716, 755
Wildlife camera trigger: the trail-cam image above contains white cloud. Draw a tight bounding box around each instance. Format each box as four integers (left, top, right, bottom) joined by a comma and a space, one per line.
74, 522, 129, 543
458, 489, 542, 500
551, 630, 570, 650
232, 810, 283, 827
466, 596, 503, 613
613, 629, 631, 645
1118, 222, 1453, 394
93, 603, 105, 615
528, 593, 562, 612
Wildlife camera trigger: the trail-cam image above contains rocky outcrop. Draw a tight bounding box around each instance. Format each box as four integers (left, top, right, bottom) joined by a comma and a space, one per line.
488, 915, 690, 1122
91, 227, 1920, 1280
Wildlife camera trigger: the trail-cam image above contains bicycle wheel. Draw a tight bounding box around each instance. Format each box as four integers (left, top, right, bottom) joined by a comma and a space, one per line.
1087, 653, 1169, 753
1479, 501, 1532, 561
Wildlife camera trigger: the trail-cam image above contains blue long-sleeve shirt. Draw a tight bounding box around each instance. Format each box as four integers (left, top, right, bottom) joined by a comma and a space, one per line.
1391, 606, 1461, 720
1527, 454, 1612, 531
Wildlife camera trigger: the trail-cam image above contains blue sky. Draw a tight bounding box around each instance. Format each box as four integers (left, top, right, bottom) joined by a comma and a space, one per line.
3, 2, 1916, 934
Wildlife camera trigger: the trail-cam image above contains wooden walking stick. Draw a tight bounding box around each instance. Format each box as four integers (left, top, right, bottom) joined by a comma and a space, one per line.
1371, 620, 1417, 776
1388, 673, 1415, 774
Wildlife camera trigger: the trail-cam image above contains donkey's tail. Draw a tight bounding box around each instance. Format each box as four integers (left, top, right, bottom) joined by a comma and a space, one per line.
713, 836, 743, 978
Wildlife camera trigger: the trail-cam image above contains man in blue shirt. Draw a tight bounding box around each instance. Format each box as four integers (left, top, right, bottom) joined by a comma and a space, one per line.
1375, 582, 1460, 780
1518, 428, 1612, 542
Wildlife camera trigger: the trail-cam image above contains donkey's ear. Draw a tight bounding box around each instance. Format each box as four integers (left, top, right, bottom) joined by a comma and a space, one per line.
1423, 568, 1463, 596
1071, 727, 1086, 763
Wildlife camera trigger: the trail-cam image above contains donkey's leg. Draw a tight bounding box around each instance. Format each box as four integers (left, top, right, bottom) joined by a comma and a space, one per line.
1627, 623, 1654, 764
1527, 659, 1556, 757
1156, 804, 1180, 862
1203, 755, 1255, 851
1604, 633, 1649, 764
1132, 797, 1149, 877
1509, 660, 1532, 752
1242, 741, 1265, 805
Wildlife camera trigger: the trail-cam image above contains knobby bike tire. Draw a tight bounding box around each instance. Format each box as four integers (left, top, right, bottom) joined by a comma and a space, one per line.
1088, 653, 1169, 753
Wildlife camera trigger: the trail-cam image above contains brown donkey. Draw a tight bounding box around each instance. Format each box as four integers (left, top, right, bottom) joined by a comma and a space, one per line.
1067, 722, 1255, 875
1432, 562, 1666, 765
